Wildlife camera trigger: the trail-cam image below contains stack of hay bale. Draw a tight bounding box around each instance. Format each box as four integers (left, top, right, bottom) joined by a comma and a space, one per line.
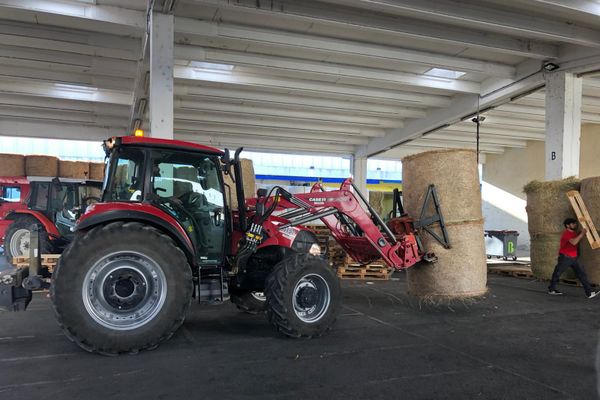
578, 177, 600, 285
524, 178, 580, 280
402, 149, 487, 301
0, 153, 105, 181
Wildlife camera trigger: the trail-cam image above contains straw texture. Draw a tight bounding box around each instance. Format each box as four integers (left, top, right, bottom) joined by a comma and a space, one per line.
224, 159, 256, 210
579, 177, 600, 284
406, 220, 488, 298
88, 162, 105, 181
59, 160, 89, 179
0, 153, 25, 176
402, 149, 487, 299
368, 191, 385, 217
25, 155, 58, 176
524, 177, 580, 235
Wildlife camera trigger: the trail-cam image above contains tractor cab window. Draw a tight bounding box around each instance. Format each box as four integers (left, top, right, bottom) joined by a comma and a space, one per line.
52, 183, 80, 235
30, 182, 50, 210
150, 151, 225, 265
1, 186, 20, 202
106, 148, 144, 202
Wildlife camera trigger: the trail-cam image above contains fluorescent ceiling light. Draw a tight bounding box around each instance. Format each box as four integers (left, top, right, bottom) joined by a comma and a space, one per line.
189, 61, 234, 71
424, 68, 466, 79
53, 83, 98, 93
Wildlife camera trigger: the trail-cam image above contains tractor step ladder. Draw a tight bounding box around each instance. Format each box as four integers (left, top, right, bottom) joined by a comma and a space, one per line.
566, 190, 600, 249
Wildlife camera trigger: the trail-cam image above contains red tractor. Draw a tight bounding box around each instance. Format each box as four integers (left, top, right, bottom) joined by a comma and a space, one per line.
0, 136, 448, 355
2, 178, 103, 259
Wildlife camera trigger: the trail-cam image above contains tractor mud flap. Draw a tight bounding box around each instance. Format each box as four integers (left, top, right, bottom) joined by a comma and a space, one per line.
0, 283, 32, 312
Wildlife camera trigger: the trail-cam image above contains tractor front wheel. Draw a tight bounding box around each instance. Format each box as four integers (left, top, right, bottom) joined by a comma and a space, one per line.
51, 222, 192, 355
265, 254, 340, 338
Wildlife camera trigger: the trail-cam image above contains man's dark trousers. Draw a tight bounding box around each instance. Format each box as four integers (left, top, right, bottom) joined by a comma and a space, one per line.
548, 254, 593, 296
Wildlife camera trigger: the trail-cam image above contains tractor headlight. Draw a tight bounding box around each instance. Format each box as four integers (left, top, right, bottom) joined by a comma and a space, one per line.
309, 243, 321, 256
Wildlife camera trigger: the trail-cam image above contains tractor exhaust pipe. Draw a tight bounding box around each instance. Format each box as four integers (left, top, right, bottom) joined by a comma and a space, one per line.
232, 148, 248, 231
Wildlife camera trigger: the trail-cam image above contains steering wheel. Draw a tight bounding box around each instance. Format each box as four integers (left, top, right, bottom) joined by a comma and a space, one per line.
178, 191, 207, 209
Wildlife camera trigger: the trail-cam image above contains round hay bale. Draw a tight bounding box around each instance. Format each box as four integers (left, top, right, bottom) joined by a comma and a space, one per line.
368, 191, 385, 216
173, 166, 198, 197
89, 162, 105, 181
174, 166, 197, 182
402, 149, 482, 223
406, 220, 488, 299
59, 160, 90, 179
0, 153, 25, 176
25, 155, 58, 177
224, 158, 256, 210
579, 177, 600, 285
530, 233, 563, 280
524, 177, 580, 235
402, 149, 486, 299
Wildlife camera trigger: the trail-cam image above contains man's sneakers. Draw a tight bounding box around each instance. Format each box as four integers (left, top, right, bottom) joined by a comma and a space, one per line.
548, 289, 599, 298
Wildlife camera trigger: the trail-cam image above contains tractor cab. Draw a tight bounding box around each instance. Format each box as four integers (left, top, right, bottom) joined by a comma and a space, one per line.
100, 137, 230, 266
28, 178, 102, 237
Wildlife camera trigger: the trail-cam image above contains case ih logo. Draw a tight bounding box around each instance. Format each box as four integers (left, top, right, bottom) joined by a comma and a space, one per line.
308, 197, 336, 203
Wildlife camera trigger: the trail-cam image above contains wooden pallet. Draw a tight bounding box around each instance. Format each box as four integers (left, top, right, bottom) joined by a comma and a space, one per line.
337, 264, 391, 280
12, 254, 60, 264
567, 190, 600, 249
12, 254, 60, 273
487, 265, 534, 279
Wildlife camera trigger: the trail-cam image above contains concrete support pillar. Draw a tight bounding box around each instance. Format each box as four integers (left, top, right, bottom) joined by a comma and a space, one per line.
544, 71, 582, 180
149, 11, 174, 139
351, 155, 368, 198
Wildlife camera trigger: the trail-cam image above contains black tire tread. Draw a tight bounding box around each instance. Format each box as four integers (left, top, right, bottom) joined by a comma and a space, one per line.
265, 254, 339, 338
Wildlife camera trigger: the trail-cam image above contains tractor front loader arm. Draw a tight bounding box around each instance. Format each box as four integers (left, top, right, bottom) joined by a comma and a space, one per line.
259, 179, 422, 271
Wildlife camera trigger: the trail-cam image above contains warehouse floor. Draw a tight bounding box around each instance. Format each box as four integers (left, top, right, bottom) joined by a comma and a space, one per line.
0, 271, 598, 400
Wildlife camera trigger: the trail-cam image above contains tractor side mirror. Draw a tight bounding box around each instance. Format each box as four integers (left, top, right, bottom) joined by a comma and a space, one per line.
221, 148, 233, 178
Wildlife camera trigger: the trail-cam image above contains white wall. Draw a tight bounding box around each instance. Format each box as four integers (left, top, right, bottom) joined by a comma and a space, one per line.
482, 141, 544, 252
481, 123, 600, 253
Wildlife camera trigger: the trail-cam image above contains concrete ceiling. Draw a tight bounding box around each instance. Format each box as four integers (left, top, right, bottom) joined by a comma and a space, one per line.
0, 0, 599, 160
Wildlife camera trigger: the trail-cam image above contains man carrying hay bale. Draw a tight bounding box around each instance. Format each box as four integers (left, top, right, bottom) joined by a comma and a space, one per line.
548, 218, 599, 298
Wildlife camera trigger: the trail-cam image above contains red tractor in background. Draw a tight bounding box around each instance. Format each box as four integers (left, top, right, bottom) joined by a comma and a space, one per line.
2, 177, 103, 259
0, 176, 30, 248
0, 136, 449, 355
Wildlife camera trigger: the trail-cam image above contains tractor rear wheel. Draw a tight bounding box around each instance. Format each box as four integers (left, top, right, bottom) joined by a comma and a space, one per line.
231, 290, 266, 314
51, 221, 192, 355
5, 217, 52, 259
265, 254, 340, 338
